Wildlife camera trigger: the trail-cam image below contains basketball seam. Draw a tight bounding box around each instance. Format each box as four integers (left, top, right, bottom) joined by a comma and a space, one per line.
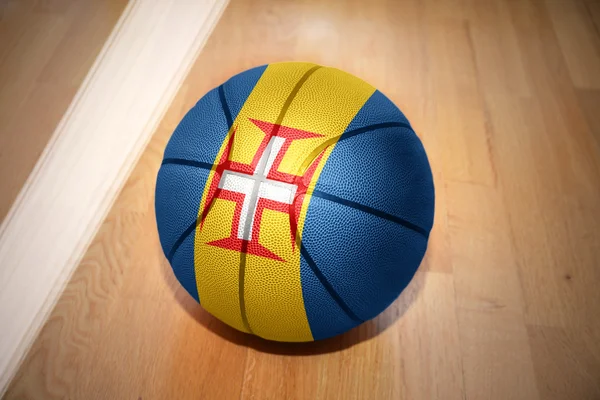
300, 244, 363, 323
339, 121, 413, 142
311, 190, 430, 238
218, 84, 233, 128
162, 158, 213, 170
166, 217, 198, 263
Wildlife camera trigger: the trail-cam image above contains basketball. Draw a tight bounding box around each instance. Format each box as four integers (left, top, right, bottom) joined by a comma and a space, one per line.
155, 62, 434, 342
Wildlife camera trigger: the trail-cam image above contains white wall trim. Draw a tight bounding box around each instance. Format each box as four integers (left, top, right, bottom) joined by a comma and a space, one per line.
0, 0, 228, 393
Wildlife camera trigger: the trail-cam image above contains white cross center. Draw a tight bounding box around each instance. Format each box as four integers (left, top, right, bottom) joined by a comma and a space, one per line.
218, 136, 297, 241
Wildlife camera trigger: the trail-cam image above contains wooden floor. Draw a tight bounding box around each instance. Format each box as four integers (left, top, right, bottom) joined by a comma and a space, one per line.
0, 0, 128, 223
5, 0, 600, 398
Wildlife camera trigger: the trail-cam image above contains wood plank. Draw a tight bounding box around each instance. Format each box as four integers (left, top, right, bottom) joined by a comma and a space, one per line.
546, 0, 600, 89
527, 325, 600, 400
0, 0, 128, 222
424, 9, 496, 186
466, 0, 531, 98
399, 272, 464, 400
447, 182, 539, 400
577, 89, 600, 147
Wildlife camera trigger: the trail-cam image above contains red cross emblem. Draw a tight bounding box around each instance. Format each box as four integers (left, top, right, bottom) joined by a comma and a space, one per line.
200, 119, 325, 261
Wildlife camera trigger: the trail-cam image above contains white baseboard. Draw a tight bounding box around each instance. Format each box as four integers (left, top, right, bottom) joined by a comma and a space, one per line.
0, 0, 228, 393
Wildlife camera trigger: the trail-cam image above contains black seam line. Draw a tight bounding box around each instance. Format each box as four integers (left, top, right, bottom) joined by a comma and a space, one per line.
293, 121, 415, 179
237, 64, 323, 334
162, 158, 213, 170
339, 121, 413, 142
275, 65, 322, 126
218, 84, 233, 129
300, 244, 363, 323
167, 218, 198, 263
311, 190, 430, 239
238, 243, 253, 334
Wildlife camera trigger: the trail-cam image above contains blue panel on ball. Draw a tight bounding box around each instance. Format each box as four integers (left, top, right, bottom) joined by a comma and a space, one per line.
223, 65, 268, 122
163, 88, 228, 163
345, 90, 411, 131
155, 163, 209, 260
300, 196, 427, 323
163, 65, 266, 163
315, 126, 434, 235
300, 253, 362, 341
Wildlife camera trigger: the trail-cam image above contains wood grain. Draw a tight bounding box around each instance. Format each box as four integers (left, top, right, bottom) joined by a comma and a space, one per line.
0, 0, 128, 223
4, 0, 600, 398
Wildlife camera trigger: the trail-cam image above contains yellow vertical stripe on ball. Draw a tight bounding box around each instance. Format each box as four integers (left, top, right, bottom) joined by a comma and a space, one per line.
193, 62, 319, 335
243, 66, 376, 341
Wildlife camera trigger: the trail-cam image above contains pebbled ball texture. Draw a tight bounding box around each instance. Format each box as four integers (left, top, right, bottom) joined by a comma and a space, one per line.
155, 62, 435, 342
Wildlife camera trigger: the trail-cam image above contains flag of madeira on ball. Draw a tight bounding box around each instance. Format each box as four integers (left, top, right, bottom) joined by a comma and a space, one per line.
156, 62, 435, 342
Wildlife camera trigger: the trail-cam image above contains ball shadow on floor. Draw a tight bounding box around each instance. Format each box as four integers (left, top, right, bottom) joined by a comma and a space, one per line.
160, 247, 425, 356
